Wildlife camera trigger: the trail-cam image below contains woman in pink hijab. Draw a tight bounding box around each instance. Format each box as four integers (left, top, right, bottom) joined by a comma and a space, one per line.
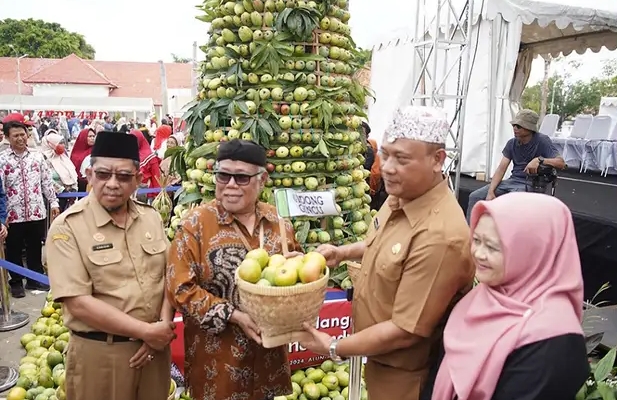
432, 192, 589, 400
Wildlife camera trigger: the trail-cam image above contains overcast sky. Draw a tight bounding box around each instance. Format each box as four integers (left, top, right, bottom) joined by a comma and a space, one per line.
2, 0, 616, 85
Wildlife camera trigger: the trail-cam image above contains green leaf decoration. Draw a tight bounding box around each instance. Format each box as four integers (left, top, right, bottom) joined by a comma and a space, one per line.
594, 347, 616, 383
178, 191, 203, 206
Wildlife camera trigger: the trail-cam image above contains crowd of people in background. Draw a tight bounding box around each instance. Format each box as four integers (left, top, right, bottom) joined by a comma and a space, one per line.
0, 110, 184, 299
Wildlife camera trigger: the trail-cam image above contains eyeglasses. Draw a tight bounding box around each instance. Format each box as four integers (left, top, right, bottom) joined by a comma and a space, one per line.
215, 171, 260, 186
512, 124, 522, 129
93, 170, 136, 183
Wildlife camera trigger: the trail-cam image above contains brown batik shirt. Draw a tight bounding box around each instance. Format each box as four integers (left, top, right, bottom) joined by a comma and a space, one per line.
166, 200, 301, 400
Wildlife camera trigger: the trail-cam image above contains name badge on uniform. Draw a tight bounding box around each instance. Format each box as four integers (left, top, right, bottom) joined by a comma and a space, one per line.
92, 243, 113, 252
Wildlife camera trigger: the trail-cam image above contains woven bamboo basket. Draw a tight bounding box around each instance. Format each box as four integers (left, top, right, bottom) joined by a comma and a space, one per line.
235, 267, 330, 348
346, 261, 362, 284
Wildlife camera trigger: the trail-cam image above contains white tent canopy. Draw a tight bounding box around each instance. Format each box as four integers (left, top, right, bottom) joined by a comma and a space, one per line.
0, 95, 155, 113
368, 0, 617, 177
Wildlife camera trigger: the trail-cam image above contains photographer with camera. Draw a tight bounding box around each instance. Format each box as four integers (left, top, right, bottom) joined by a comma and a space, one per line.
466, 109, 565, 222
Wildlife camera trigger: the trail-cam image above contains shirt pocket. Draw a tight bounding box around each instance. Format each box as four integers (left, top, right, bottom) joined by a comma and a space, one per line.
372, 252, 405, 305
141, 239, 167, 279
87, 249, 129, 291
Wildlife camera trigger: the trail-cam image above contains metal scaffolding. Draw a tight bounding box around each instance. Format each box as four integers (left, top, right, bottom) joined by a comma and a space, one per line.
409, 0, 476, 198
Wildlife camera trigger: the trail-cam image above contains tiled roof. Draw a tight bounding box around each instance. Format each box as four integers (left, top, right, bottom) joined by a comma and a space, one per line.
0, 54, 193, 106
23, 54, 116, 86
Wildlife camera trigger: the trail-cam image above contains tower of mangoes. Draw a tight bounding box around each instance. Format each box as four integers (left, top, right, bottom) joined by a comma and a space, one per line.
164, 0, 373, 251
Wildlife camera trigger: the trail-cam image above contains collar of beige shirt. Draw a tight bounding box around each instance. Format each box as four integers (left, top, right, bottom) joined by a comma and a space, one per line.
87, 194, 143, 228
386, 178, 451, 224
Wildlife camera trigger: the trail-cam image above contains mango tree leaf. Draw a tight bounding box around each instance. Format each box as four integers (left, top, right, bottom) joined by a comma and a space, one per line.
224, 46, 240, 59
196, 14, 213, 23
173, 187, 184, 200
274, 8, 292, 30
214, 97, 233, 110
192, 119, 206, 146
296, 221, 310, 243
307, 99, 324, 111
171, 150, 187, 180
188, 142, 219, 159
257, 119, 274, 136
251, 43, 268, 62
259, 129, 270, 148
236, 101, 250, 115
210, 110, 219, 128
240, 119, 255, 133
597, 382, 616, 400
594, 347, 616, 382
291, 54, 325, 62
227, 101, 236, 117
178, 191, 203, 205
268, 117, 282, 134
317, 139, 330, 157
197, 99, 213, 114
164, 146, 185, 159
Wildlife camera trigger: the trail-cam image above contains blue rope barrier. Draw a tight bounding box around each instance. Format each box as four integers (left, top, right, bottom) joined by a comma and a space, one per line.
0, 259, 49, 286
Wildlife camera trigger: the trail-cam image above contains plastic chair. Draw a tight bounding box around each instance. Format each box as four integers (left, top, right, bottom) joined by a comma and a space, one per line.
599, 123, 617, 176
561, 115, 594, 168
581, 115, 613, 173
539, 114, 559, 137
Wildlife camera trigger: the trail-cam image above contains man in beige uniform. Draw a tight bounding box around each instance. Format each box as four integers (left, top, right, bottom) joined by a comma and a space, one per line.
46, 131, 176, 400
301, 106, 475, 400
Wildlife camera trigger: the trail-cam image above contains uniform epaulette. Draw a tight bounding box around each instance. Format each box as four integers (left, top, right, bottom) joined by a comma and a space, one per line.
63, 200, 86, 217
53, 200, 85, 225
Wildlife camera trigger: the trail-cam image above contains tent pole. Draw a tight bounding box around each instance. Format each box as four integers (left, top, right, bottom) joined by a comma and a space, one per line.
411, 0, 476, 197
347, 287, 362, 400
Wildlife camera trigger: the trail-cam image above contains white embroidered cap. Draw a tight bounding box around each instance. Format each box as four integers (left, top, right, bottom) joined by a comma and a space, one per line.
384, 106, 450, 145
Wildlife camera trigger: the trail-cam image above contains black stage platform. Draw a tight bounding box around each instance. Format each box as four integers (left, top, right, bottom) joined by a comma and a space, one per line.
456, 169, 617, 304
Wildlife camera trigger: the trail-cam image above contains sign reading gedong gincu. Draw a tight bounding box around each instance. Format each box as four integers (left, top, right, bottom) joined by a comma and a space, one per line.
274, 189, 339, 218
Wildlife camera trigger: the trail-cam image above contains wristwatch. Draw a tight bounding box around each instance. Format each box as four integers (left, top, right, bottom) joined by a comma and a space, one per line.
329, 338, 344, 363
538, 157, 545, 165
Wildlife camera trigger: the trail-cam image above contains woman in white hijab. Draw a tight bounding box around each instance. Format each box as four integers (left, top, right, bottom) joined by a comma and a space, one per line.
41, 131, 78, 210
58, 115, 71, 144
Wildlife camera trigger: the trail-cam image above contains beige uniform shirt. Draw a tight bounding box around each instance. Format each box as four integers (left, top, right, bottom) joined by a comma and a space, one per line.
46, 195, 169, 332
353, 179, 475, 400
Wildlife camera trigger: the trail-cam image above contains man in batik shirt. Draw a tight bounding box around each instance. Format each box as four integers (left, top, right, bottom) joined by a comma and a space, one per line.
1, 113, 59, 298
167, 139, 301, 400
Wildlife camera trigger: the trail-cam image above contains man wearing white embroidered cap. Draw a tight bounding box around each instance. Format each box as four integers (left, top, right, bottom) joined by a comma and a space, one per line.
301, 106, 475, 400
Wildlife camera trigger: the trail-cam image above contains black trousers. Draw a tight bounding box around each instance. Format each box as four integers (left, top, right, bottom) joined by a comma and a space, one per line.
78, 179, 88, 193
7, 219, 47, 286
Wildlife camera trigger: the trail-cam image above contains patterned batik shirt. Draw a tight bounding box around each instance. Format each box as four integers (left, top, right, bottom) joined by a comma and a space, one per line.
0, 148, 59, 224
166, 199, 301, 400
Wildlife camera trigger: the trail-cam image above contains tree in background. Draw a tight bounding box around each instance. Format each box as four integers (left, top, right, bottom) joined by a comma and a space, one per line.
539, 56, 553, 119
522, 58, 617, 123
0, 19, 95, 59
171, 53, 192, 63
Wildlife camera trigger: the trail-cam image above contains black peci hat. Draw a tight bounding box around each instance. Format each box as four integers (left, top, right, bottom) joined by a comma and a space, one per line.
91, 131, 140, 162
216, 139, 267, 167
